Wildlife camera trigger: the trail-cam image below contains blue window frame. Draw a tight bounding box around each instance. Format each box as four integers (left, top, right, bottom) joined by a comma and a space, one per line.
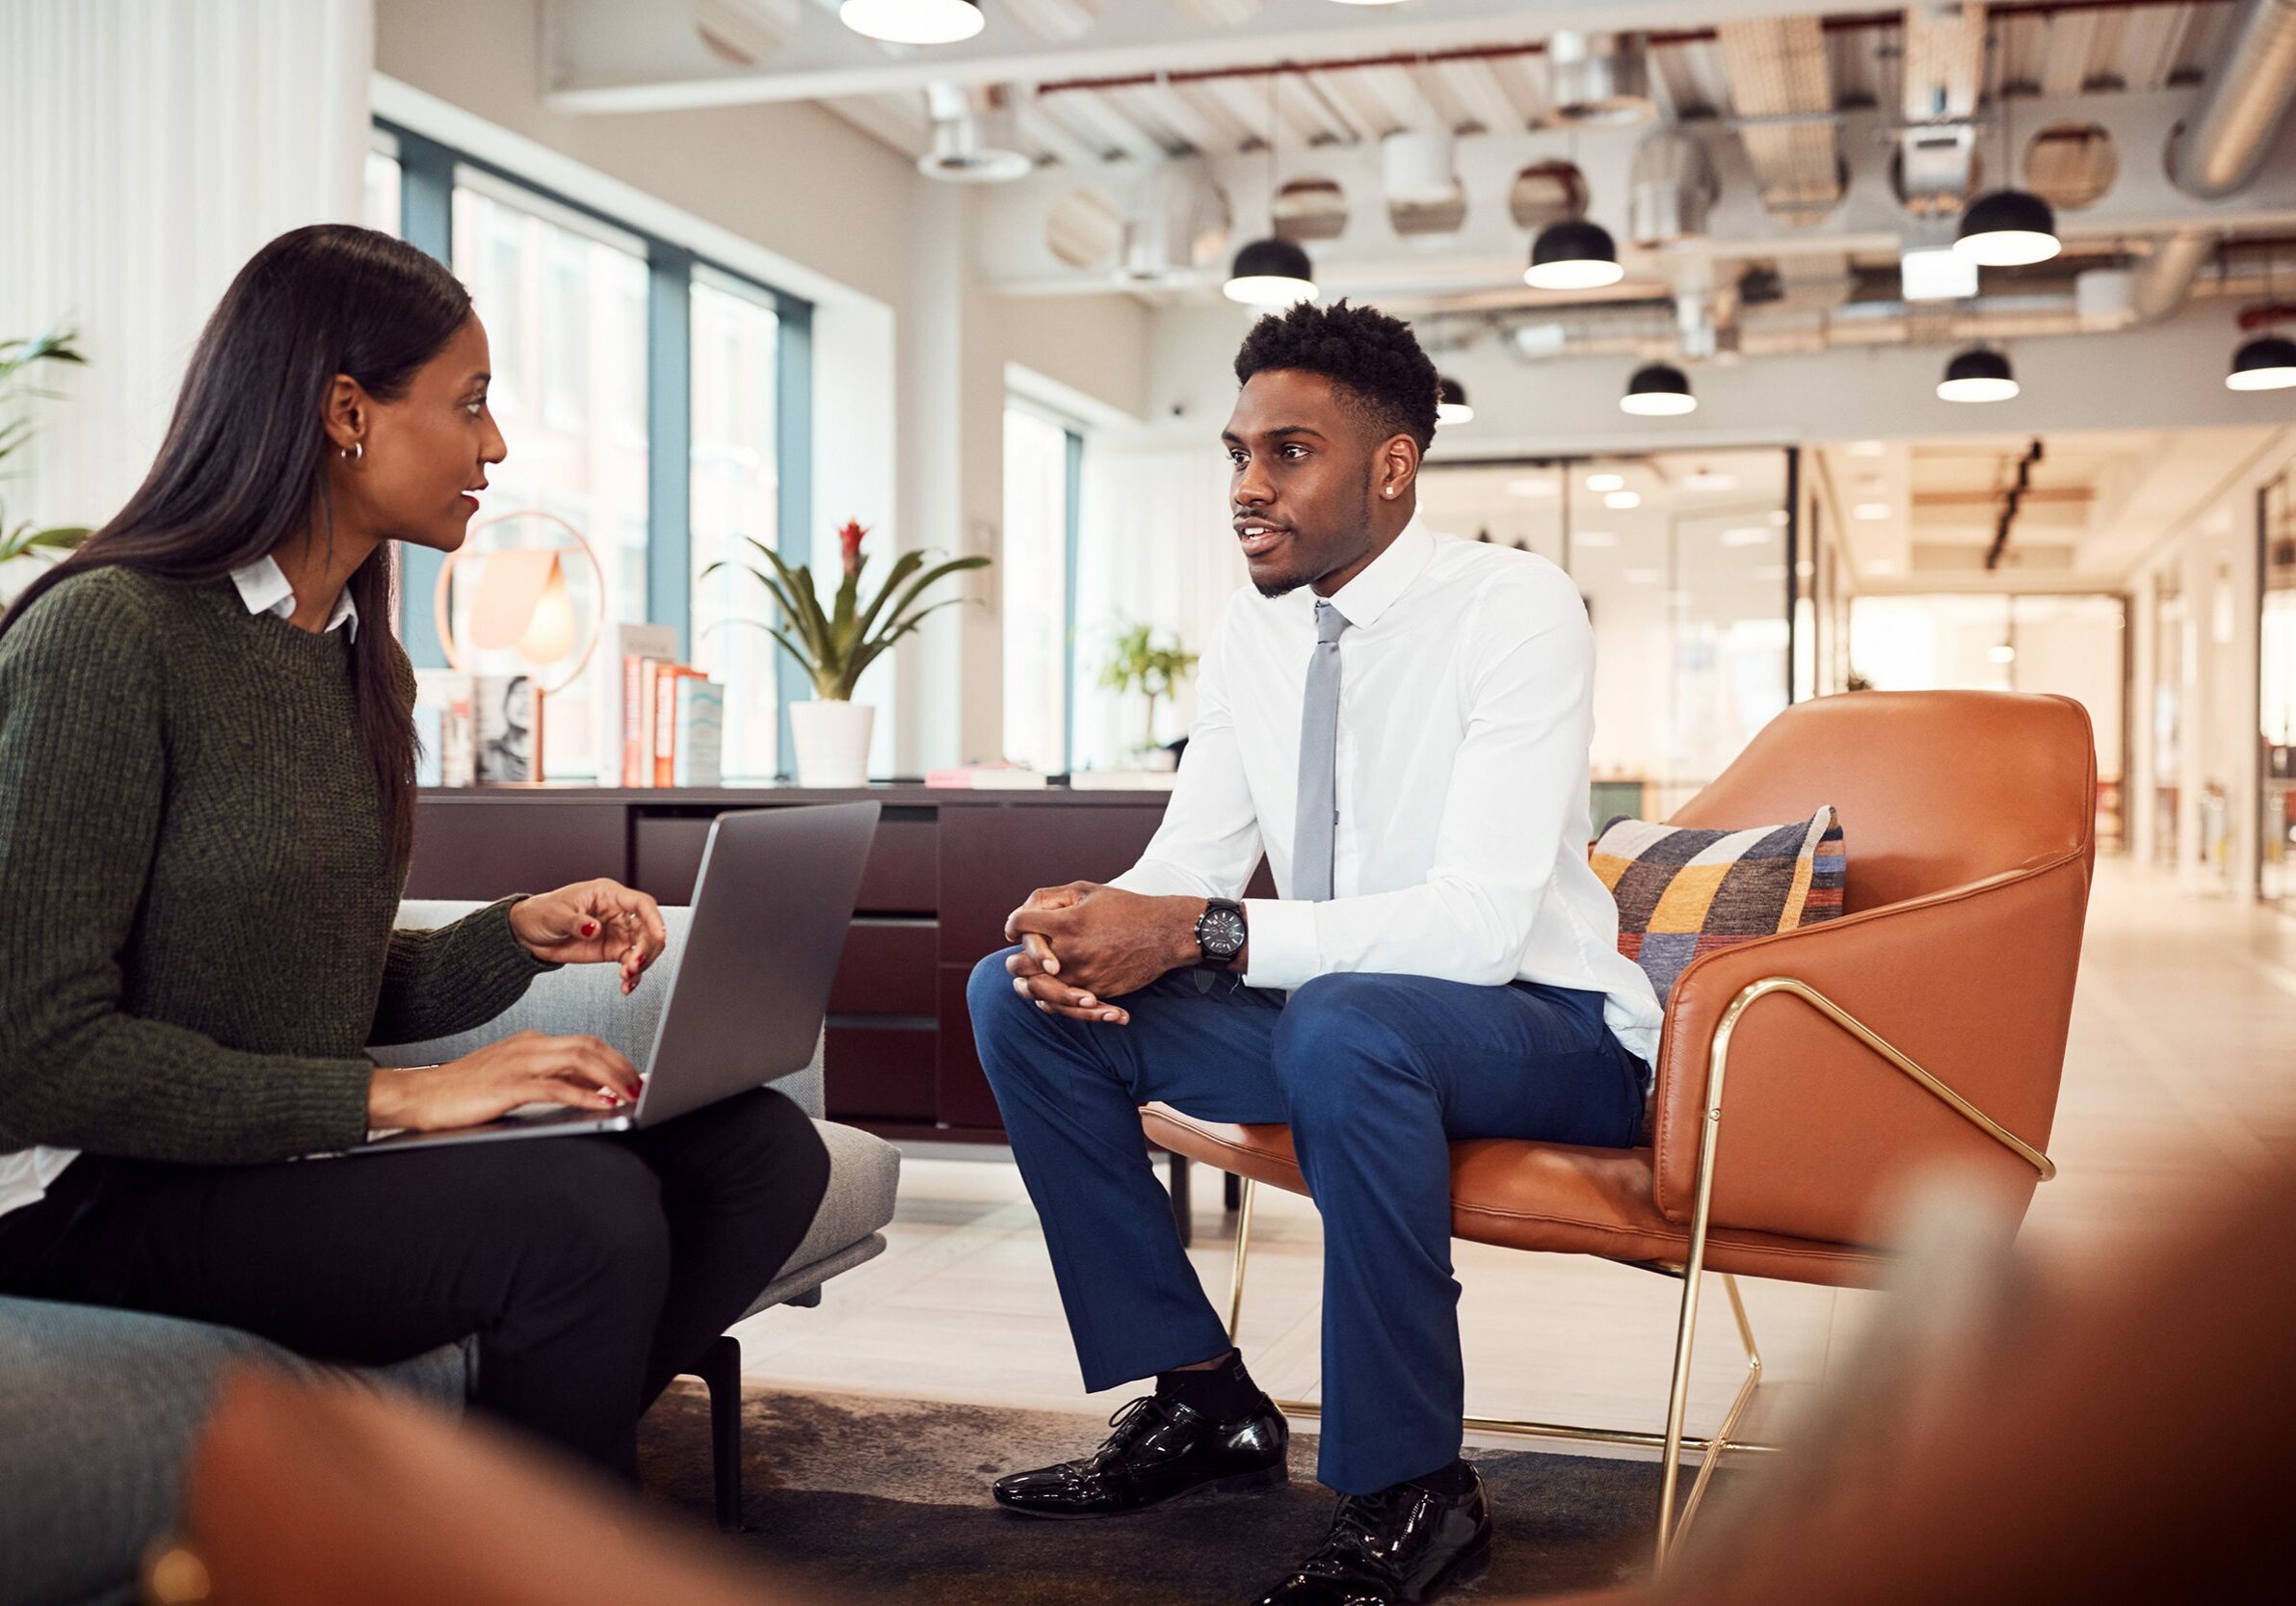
380, 119, 814, 779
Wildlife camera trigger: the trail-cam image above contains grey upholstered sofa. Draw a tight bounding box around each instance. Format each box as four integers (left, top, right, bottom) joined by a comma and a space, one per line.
0, 900, 900, 1606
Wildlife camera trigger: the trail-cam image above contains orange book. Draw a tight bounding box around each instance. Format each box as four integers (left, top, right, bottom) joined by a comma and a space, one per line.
654, 666, 706, 786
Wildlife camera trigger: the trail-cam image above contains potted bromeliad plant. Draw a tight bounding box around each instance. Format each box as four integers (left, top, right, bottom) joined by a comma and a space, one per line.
704, 518, 988, 786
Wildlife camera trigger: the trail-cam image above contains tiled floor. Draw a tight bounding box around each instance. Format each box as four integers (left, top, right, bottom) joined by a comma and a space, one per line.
728, 857, 2296, 1460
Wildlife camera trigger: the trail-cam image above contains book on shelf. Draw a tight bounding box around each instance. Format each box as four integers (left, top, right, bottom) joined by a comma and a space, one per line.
671, 676, 725, 788
600, 624, 677, 786
413, 670, 475, 787
653, 664, 708, 786
923, 764, 1051, 789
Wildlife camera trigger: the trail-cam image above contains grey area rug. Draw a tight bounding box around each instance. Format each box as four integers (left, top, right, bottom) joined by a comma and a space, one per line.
638, 1383, 1683, 1605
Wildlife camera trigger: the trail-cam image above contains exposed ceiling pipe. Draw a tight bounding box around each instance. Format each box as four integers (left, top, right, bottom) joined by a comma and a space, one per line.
1627, 130, 1719, 246
1495, 287, 2115, 359
2167, 0, 2296, 199
2132, 230, 2217, 320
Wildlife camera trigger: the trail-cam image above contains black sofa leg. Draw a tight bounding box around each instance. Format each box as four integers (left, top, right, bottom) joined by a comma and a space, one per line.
1225, 1170, 1242, 1212
696, 1333, 745, 1533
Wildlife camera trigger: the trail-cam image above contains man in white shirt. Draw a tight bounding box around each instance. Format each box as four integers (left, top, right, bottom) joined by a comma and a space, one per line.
966, 301, 1662, 1606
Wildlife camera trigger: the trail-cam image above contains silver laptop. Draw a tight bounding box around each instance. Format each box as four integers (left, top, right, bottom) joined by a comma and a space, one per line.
347, 802, 880, 1154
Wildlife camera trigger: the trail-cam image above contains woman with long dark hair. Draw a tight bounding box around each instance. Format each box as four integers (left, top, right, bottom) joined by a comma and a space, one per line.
0, 224, 831, 1478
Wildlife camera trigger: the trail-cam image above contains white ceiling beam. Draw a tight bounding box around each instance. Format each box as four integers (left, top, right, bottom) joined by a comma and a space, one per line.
1433, 58, 1528, 138
541, 0, 1894, 115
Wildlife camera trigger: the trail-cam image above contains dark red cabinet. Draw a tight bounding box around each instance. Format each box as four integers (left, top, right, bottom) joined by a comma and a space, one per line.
408, 785, 1195, 1139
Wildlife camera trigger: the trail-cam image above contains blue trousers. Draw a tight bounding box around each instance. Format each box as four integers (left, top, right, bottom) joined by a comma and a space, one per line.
967, 953, 1647, 1494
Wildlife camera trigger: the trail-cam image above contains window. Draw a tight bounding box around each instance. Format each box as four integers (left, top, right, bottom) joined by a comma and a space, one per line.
450, 175, 650, 781
380, 120, 814, 782
690, 270, 781, 781
1002, 405, 1080, 772
364, 145, 400, 237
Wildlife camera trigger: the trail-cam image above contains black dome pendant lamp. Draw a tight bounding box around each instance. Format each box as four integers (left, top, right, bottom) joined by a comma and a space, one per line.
1226, 68, 1316, 307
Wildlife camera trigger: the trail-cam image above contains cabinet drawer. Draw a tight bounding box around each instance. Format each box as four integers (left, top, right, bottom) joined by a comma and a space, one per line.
828, 919, 938, 1017
824, 1025, 937, 1124
631, 817, 712, 905
857, 818, 938, 914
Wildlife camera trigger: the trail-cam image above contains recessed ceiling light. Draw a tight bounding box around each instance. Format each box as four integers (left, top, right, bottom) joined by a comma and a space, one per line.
1721, 526, 1772, 546
1855, 502, 1891, 520
1604, 489, 1642, 510
1768, 510, 1791, 526
1586, 472, 1625, 492
1505, 477, 1558, 498
1846, 439, 1887, 458
1573, 529, 1620, 548
1868, 557, 1904, 576
1989, 644, 2018, 664
1623, 566, 1664, 585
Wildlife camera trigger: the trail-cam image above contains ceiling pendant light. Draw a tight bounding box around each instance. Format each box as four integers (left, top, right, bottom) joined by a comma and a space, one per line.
1436, 376, 1474, 425
839, 0, 985, 45
1937, 346, 2019, 402
2227, 331, 2296, 391
1952, 62, 2059, 267
1619, 361, 1695, 416
1526, 218, 1623, 290
1225, 238, 1318, 307
1954, 188, 2061, 266
1226, 68, 1317, 307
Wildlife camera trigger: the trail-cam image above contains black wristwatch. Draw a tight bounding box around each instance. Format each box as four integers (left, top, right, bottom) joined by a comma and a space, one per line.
1194, 898, 1248, 969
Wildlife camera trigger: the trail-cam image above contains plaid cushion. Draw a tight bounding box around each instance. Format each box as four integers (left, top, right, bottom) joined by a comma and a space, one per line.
1590, 806, 1846, 1009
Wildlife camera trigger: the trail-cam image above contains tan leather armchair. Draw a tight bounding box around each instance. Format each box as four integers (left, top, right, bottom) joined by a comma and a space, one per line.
1141, 689, 2097, 1565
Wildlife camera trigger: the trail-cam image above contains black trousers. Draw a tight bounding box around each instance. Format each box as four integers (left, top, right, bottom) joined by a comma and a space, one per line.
0, 1086, 831, 1480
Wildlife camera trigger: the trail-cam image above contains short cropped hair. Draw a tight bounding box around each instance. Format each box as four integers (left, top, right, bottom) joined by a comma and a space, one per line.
1232, 298, 1441, 450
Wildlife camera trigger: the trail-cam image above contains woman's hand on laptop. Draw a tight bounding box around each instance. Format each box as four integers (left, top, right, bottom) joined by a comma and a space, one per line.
510, 881, 668, 995
366, 1031, 645, 1133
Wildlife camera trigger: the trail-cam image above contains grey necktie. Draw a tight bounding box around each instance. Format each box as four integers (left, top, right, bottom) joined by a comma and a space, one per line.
1293, 599, 1352, 903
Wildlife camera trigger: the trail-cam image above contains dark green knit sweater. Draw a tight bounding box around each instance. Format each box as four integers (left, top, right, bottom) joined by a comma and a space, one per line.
0, 564, 557, 1166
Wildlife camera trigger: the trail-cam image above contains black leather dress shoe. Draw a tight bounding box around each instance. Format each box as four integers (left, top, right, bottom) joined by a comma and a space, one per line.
991, 1393, 1288, 1518
1249, 1467, 1491, 1605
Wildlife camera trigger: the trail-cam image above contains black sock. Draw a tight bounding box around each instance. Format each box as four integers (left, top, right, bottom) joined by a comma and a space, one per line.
1402, 1458, 1478, 1498
1155, 1349, 1262, 1420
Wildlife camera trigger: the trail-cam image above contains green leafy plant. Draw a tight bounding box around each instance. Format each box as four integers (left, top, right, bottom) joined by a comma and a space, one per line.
702, 518, 989, 701
0, 329, 92, 569
1098, 621, 1199, 754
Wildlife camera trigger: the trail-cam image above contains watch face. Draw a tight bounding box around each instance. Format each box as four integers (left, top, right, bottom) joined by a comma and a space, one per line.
1201, 908, 1247, 957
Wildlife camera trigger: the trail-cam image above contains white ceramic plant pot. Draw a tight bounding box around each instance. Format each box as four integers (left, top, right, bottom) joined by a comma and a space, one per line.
789, 698, 876, 788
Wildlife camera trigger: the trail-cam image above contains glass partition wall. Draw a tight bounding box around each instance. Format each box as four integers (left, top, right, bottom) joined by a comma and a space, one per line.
2261, 475, 2295, 910
1415, 448, 1796, 826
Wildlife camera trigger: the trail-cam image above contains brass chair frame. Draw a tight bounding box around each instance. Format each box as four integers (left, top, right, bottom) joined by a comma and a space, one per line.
1210, 973, 2056, 1569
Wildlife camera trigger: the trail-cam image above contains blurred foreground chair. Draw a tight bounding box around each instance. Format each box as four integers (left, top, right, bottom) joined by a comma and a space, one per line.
1142, 690, 2097, 1564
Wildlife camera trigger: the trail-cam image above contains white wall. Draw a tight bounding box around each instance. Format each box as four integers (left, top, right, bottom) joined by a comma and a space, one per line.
0, 0, 373, 550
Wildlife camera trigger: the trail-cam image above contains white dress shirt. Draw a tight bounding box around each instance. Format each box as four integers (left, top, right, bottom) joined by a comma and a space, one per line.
1110, 517, 1664, 1072
0, 556, 357, 1221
